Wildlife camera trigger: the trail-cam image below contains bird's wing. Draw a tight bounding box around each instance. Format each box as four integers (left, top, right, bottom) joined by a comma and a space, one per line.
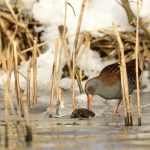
98, 62, 120, 86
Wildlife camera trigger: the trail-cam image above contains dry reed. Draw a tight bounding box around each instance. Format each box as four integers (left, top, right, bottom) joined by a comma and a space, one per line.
120, 66, 128, 125
56, 87, 62, 115
5, 0, 18, 21
58, 9, 72, 78
21, 96, 32, 144
56, 1, 68, 115
113, 24, 132, 126
0, 1, 42, 65
13, 41, 21, 108
27, 58, 32, 108
72, 0, 87, 110
49, 39, 59, 117
75, 68, 84, 94
56, 0, 72, 115
120, 0, 150, 39
32, 38, 37, 106
0, 29, 6, 71
64, 39, 72, 78
56, 44, 63, 115
3, 48, 14, 147
135, 0, 141, 126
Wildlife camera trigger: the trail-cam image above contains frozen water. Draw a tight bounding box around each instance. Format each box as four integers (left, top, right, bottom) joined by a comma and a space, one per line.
0, 0, 150, 93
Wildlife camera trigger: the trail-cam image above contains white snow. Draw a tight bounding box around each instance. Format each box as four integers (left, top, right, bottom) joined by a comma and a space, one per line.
20, 0, 36, 10
0, 71, 8, 86
77, 45, 116, 78
60, 77, 72, 90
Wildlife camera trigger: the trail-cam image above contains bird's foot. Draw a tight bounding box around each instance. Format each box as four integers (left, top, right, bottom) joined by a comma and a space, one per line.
113, 111, 121, 116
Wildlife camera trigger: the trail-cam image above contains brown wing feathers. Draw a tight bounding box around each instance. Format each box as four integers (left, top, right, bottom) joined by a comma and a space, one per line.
97, 60, 141, 86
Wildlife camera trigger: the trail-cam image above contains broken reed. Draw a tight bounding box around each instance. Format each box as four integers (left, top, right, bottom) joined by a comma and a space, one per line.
32, 38, 37, 106
135, 0, 141, 126
113, 24, 133, 126
49, 39, 59, 117
72, 0, 87, 110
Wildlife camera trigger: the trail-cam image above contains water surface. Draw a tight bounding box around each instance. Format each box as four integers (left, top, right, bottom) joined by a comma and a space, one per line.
0, 91, 150, 150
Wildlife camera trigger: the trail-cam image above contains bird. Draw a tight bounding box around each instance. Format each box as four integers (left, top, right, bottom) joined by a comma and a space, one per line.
85, 60, 141, 114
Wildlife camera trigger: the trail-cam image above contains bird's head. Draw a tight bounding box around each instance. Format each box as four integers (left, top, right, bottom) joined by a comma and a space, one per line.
85, 78, 99, 110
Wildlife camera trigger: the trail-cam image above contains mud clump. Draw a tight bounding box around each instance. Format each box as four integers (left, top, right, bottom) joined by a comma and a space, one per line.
71, 108, 95, 118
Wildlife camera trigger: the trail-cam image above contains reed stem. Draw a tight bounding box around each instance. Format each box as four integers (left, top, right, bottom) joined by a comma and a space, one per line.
22, 96, 32, 144
72, 0, 87, 110
120, 65, 128, 125
56, 87, 62, 116
113, 24, 132, 126
0, 29, 6, 71
27, 58, 32, 108
56, 46, 63, 116
64, 39, 72, 78
4, 48, 14, 148
49, 39, 59, 117
32, 38, 37, 106
135, 0, 141, 126
56, 0, 67, 115
75, 68, 84, 94
13, 41, 21, 108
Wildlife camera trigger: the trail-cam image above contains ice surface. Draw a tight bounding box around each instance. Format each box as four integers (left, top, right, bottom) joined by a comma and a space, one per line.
76, 94, 87, 108
0, 0, 150, 93
141, 70, 150, 92
76, 94, 87, 103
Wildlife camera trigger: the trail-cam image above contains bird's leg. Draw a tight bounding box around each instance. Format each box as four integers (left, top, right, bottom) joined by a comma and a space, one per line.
113, 99, 122, 115
87, 94, 93, 110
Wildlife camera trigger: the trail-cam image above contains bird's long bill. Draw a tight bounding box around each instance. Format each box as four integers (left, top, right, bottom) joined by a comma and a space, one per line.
88, 94, 93, 110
